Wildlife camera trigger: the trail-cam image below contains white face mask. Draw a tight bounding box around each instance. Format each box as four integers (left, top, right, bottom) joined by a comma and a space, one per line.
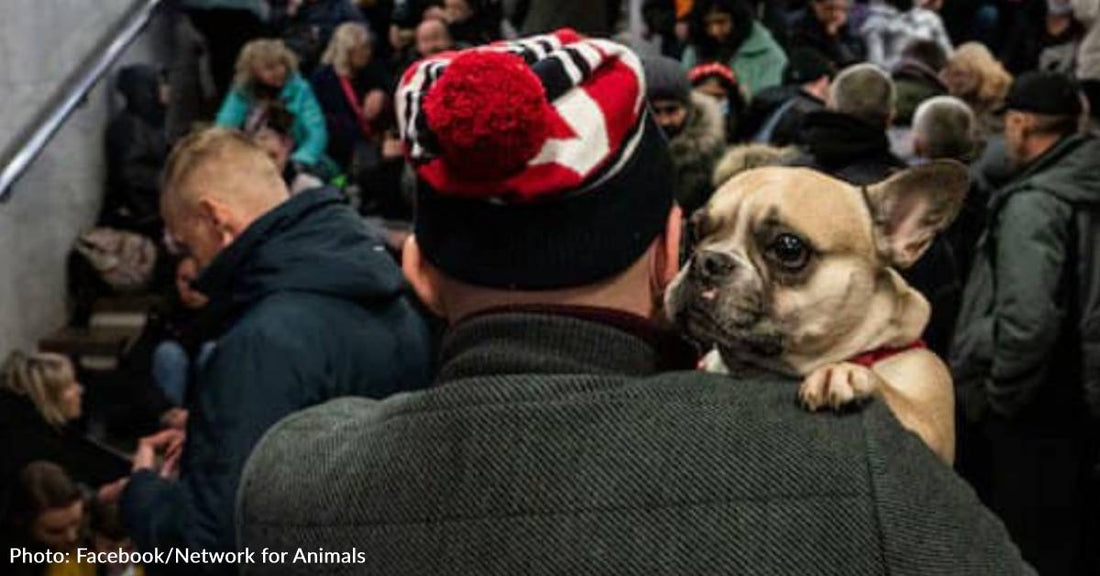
1047, 0, 1072, 13
717, 98, 731, 117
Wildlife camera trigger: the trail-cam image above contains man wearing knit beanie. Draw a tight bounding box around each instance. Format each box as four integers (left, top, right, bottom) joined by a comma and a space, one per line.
236, 31, 1033, 576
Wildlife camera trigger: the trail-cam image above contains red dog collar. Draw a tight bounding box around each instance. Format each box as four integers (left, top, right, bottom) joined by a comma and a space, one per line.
848, 340, 926, 367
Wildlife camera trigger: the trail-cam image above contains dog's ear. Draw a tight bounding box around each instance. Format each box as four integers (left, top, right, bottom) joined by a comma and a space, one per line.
864, 160, 969, 270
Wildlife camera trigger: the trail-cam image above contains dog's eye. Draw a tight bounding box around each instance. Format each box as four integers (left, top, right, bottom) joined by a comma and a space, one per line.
767, 234, 810, 271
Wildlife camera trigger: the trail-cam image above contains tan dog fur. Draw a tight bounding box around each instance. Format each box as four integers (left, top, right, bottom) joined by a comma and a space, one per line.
666, 163, 969, 463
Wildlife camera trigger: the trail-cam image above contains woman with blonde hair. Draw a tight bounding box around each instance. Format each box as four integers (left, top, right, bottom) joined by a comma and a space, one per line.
940, 42, 1013, 135
310, 22, 393, 170
0, 351, 128, 516
215, 38, 329, 169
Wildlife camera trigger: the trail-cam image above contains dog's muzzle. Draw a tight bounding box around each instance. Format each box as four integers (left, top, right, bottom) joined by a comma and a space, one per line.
691, 250, 738, 286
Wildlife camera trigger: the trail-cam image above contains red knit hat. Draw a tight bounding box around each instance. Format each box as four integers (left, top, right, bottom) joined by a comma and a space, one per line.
397, 30, 676, 290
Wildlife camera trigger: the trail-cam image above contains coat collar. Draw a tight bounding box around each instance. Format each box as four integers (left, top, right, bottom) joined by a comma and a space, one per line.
436, 306, 698, 385
991, 134, 1092, 210
194, 188, 343, 302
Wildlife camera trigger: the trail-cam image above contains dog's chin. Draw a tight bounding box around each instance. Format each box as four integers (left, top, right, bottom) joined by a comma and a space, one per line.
674, 300, 787, 361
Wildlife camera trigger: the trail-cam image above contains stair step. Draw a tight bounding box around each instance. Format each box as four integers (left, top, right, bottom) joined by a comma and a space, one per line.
39, 326, 140, 359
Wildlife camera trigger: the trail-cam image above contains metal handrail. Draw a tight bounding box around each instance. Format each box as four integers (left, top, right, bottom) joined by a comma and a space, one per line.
0, 0, 166, 203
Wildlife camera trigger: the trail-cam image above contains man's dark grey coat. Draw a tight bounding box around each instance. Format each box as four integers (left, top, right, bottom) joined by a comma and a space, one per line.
238, 311, 1033, 575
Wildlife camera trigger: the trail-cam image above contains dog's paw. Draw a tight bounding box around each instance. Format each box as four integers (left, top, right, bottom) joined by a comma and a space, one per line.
799, 362, 880, 412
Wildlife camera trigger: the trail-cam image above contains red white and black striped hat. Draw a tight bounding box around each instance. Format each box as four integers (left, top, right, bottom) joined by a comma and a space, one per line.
397, 29, 676, 290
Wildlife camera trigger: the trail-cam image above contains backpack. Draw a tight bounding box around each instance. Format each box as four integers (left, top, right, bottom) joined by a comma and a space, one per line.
73, 228, 158, 293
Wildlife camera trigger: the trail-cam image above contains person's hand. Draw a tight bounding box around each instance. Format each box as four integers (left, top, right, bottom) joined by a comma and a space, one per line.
132, 429, 186, 473
97, 477, 130, 505
363, 90, 387, 122
160, 407, 188, 430
382, 134, 404, 159
160, 438, 184, 480
286, 0, 304, 17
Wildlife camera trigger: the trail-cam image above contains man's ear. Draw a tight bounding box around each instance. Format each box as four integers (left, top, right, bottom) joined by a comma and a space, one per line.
401, 235, 446, 318
865, 160, 969, 269
912, 134, 926, 159
197, 197, 239, 246
655, 205, 684, 288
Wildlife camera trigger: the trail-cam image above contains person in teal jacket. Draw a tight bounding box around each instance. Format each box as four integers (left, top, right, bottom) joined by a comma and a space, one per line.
215, 39, 328, 168
681, 0, 788, 98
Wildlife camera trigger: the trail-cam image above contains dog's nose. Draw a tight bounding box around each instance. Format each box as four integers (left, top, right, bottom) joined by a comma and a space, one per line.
694, 250, 737, 283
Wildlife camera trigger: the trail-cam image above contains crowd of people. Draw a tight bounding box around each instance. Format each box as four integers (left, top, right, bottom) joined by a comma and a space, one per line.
2, 0, 1100, 574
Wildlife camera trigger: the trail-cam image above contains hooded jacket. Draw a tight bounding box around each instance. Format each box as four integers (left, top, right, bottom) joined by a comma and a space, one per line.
102, 65, 169, 234
950, 132, 1100, 576
953, 133, 1100, 422
120, 189, 433, 571
668, 92, 727, 214
215, 72, 329, 167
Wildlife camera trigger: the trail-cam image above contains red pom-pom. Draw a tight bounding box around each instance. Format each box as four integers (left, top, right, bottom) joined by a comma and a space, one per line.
424, 51, 549, 183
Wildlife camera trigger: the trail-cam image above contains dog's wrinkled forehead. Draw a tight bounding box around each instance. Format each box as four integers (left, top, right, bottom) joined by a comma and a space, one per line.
701, 167, 877, 255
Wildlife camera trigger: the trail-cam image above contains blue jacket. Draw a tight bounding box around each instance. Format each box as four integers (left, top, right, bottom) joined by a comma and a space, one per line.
120, 189, 434, 573
215, 73, 328, 167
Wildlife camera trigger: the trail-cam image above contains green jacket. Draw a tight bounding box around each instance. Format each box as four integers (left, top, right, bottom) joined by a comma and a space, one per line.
215, 73, 328, 167
239, 311, 1033, 575
952, 134, 1100, 421
682, 22, 787, 98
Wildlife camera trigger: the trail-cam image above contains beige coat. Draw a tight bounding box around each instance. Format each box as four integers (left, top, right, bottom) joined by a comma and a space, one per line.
1074, 0, 1100, 79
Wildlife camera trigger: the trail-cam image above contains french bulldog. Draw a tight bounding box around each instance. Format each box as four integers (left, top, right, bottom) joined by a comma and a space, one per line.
666, 161, 969, 463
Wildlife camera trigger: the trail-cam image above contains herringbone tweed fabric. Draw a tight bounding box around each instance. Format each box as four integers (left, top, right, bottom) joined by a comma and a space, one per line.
238, 312, 1034, 575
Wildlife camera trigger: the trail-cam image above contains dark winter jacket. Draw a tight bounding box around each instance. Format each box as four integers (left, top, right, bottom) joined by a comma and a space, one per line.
892, 58, 947, 126
102, 65, 169, 235
310, 63, 393, 168
952, 133, 1100, 422
669, 92, 727, 213
238, 310, 1035, 576
520, 0, 615, 37
787, 109, 906, 184
120, 188, 434, 573
0, 391, 130, 522
949, 133, 1100, 576
448, 0, 502, 46
746, 85, 825, 146
788, 9, 867, 69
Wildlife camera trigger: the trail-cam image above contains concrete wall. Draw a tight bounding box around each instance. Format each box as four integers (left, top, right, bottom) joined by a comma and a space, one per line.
0, 0, 173, 358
